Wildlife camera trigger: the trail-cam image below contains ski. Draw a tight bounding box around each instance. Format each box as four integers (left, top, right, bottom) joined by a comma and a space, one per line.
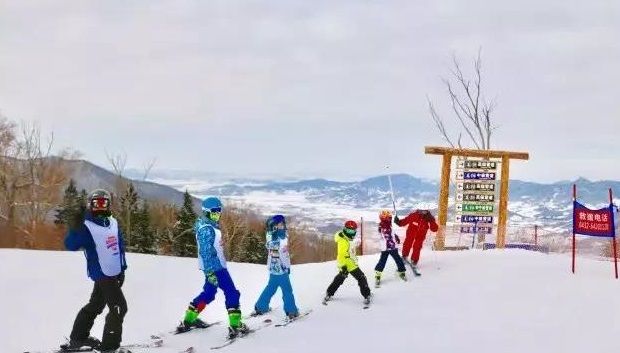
173, 320, 222, 335
210, 319, 272, 350
404, 259, 421, 277
274, 309, 313, 327
25, 338, 163, 353
245, 307, 274, 319
122, 338, 164, 349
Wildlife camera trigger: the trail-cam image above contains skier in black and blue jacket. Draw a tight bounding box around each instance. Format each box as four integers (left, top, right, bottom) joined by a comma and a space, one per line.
62, 189, 128, 353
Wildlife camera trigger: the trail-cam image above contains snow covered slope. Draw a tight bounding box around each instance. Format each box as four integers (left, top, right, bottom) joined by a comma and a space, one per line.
2, 249, 619, 353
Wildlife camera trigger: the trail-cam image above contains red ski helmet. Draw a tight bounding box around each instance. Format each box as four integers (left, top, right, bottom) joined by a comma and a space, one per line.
343, 220, 358, 238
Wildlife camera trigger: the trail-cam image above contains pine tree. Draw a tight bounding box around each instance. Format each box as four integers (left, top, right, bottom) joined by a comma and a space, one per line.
55, 179, 84, 228
172, 190, 197, 257
119, 183, 139, 251
238, 230, 267, 264
132, 200, 156, 254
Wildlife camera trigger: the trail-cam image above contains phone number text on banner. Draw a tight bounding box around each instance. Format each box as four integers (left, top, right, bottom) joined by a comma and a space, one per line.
573, 201, 615, 237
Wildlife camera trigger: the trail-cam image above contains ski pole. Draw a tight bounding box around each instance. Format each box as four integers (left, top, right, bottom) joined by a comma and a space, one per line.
385, 165, 397, 214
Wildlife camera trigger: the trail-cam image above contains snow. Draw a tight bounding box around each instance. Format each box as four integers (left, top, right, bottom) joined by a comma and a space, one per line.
2, 249, 620, 353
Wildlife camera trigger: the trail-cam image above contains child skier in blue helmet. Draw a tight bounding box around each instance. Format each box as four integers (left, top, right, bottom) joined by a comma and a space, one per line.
252, 215, 300, 319
176, 196, 249, 339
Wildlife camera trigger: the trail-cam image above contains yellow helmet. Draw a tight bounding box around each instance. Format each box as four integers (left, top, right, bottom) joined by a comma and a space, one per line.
379, 210, 392, 221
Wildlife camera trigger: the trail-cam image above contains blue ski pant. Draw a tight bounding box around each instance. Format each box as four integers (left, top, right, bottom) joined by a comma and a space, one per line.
374, 249, 406, 272
254, 273, 299, 315
191, 269, 240, 311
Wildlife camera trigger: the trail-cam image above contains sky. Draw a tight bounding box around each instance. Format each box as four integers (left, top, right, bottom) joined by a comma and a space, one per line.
0, 0, 618, 182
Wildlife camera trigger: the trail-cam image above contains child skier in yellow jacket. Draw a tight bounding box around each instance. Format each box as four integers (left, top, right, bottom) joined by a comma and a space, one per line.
323, 220, 372, 305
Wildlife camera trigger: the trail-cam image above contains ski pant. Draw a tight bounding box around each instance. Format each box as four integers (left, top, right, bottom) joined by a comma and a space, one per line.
326, 267, 370, 298
402, 233, 426, 264
254, 273, 299, 315
374, 249, 406, 272
191, 269, 241, 312
70, 274, 127, 351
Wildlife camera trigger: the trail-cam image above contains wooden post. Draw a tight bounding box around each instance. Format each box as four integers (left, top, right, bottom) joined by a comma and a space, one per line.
496, 154, 510, 248
424, 147, 528, 251
435, 153, 452, 250
534, 224, 538, 246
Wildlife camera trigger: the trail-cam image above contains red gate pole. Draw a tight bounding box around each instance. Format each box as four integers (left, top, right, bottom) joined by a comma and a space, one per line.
572, 184, 577, 274
610, 188, 617, 279
360, 217, 364, 256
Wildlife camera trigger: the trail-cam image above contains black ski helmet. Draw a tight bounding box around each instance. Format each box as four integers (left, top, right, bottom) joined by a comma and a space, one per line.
88, 189, 112, 217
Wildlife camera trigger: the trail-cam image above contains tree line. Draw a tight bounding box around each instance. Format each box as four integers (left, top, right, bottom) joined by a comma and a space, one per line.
1, 116, 335, 264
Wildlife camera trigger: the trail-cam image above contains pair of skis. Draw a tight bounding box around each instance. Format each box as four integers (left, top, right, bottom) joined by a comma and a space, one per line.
323, 295, 372, 309
404, 259, 422, 277
26, 336, 165, 353
210, 309, 312, 349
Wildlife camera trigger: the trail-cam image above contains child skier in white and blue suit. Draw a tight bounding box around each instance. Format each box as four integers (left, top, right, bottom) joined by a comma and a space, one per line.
177, 197, 249, 338
63, 189, 128, 353
253, 215, 300, 319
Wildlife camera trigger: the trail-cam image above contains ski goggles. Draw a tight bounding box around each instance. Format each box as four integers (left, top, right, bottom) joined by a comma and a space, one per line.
90, 198, 110, 210
208, 207, 222, 214
343, 227, 357, 237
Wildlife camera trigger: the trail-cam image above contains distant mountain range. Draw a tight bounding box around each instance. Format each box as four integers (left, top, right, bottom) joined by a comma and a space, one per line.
123, 169, 620, 232
65, 160, 200, 208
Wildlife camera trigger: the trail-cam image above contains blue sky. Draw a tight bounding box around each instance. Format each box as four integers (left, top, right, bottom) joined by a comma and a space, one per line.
0, 1, 618, 182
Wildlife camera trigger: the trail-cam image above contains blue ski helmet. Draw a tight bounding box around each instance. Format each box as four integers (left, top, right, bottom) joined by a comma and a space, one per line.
266, 214, 286, 231
202, 197, 223, 212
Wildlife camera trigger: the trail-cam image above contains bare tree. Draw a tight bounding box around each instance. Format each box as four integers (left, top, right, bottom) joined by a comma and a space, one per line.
0, 118, 69, 245
427, 49, 496, 150
142, 157, 157, 181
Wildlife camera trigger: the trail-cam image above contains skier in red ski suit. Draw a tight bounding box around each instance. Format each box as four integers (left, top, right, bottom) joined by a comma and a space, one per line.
395, 210, 438, 265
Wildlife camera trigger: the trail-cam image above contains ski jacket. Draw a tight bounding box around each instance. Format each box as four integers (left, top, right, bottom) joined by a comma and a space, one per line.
195, 217, 227, 273
265, 230, 291, 275
65, 212, 127, 281
335, 231, 358, 272
395, 211, 439, 241
378, 222, 399, 251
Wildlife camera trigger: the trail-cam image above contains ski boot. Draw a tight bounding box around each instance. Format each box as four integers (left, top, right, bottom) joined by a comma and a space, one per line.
322, 293, 332, 305
398, 271, 407, 281
60, 336, 100, 351
286, 311, 300, 321
177, 305, 209, 333
227, 308, 249, 339
249, 306, 271, 317
363, 293, 373, 307
374, 271, 382, 287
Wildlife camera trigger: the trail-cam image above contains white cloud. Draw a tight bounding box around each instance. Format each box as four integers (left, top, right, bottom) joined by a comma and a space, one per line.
0, 0, 618, 182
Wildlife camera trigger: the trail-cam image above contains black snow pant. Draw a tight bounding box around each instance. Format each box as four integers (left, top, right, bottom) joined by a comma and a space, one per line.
326, 267, 371, 298
70, 274, 127, 350
374, 249, 406, 272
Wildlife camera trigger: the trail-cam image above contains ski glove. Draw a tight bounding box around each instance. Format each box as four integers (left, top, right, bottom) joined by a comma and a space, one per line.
395, 235, 401, 244
340, 266, 349, 275
394, 215, 400, 223
206, 271, 218, 286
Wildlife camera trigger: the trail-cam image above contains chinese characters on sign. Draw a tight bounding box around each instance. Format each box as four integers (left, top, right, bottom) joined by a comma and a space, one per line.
573, 202, 615, 237
454, 157, 501, 236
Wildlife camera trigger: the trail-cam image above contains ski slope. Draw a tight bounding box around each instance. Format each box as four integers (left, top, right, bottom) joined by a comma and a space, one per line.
1, 249, 619, 353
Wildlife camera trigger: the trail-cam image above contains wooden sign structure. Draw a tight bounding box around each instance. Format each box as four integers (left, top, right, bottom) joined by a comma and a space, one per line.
425, 146, 529, 250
